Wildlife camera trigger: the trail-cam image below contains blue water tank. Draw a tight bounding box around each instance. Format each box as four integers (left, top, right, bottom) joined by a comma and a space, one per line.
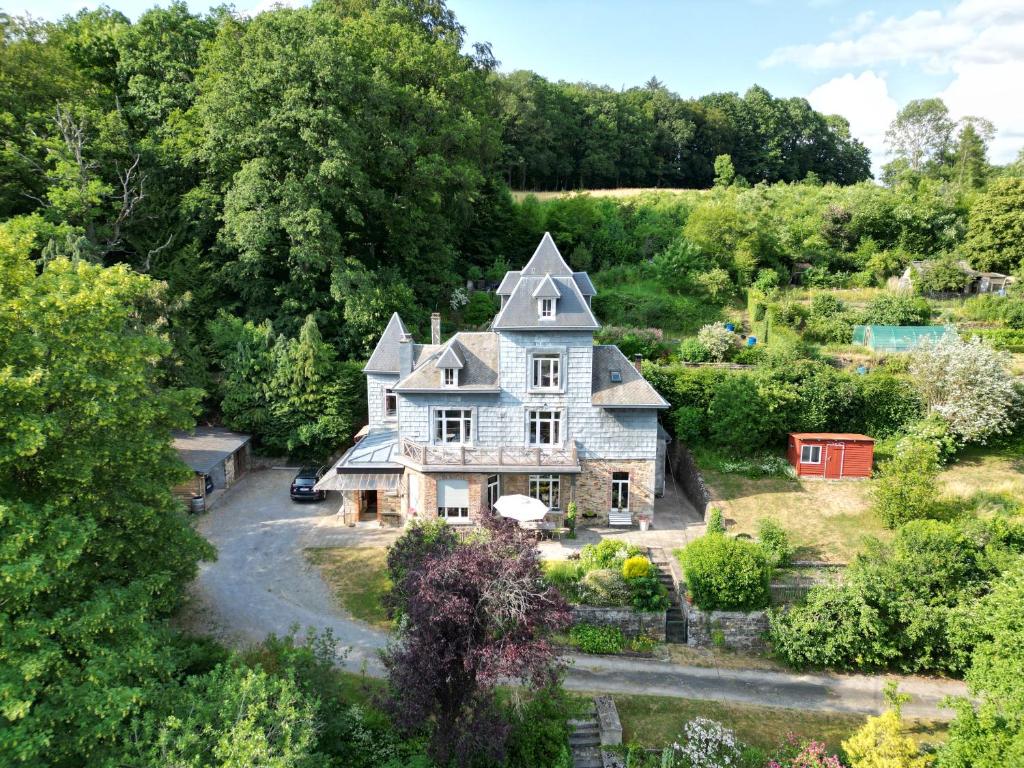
856, 365, 868, 375
747, 336, 757, 347
724, 322, 735, 332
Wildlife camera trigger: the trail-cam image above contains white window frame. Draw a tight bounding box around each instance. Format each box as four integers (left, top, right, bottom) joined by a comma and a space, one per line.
529, 474, 561, 511
442, 368, 458, 388
611, 471, 630, 512
538, 297, 555, 319
383, 387, 397, 418
438, 505, 470, 521
800, 445, 822, 464
486, 474, 500, 510
433, 408, 473, 445
527, 409, 563, 447
531, 353, 561, 390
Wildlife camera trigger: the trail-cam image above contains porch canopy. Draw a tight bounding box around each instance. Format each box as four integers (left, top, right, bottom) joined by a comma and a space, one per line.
315, 472, 400, 492
494, 494, 549, 523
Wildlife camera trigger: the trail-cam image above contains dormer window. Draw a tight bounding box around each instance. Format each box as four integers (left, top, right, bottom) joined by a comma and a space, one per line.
442, 368, 457, 387
539, 298, 555, 319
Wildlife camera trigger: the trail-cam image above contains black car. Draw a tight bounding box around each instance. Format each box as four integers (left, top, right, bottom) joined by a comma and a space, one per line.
290, 465, 327, 501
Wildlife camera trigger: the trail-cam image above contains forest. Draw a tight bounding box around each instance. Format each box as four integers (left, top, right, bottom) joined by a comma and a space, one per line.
2, 1, 1024, 765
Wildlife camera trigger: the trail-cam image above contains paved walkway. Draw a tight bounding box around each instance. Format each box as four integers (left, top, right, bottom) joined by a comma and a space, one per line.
183, 469, 966, 719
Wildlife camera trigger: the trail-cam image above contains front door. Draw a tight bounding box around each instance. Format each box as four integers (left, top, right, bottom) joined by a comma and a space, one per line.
360, 490, 378, 521
824, 444, 844, 478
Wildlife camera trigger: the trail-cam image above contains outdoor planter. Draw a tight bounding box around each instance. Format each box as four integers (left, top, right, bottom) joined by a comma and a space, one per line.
638, 517, 651, 531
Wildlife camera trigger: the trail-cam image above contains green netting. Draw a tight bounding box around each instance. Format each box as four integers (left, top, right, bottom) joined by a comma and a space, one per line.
854, 325, 954, 352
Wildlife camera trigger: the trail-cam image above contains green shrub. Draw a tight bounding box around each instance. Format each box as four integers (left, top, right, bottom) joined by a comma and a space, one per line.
628, 635, 657, 654
622, 555, 652, 580
543, 560, 585, 603
809, 293, 845, 317
678, 337, 711, 362
504, 685, 574, 768
872, 437, 941, 528
460, 291, 499, 327
679, 534, 771, 611
707, 508, 726, 534
768, 583, 894, 670
595, 326, 666, 359
579, 569, 632, 606
671, 405, 705, 442
860, 293, 931, 326
569, 623, 625, 654
757, 519, 793, 568
579, 540, 644, 571
627, 575, 670, 612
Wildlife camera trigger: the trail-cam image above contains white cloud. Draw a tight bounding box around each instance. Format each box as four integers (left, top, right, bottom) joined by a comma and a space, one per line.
808, 71, 899, 176
765, 0, 1024, 164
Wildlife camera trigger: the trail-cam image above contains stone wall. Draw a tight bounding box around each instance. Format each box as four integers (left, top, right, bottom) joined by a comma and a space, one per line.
571, 605, 666, 643
666, 441, 709, 517
685, 606, 769, 651
575, 458, 655, 526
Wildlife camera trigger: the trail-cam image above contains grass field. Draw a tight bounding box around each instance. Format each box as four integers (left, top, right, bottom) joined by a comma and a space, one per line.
702, 469, 883, 562
612, 693, 947, 754
703, 446, 1024, 563
305, 546, 392, 629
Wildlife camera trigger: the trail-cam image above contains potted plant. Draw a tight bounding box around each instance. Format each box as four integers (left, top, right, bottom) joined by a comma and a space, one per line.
637, 513, 651, 532
565, 501, 577, 539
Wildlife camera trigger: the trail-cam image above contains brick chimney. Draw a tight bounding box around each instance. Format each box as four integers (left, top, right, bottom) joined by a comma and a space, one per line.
399, 333, 414, 377
633, 354, 643, 372
430, 312, 441, 345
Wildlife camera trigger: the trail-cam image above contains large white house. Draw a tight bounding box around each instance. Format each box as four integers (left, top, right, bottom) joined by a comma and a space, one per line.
316, 233, 669, 527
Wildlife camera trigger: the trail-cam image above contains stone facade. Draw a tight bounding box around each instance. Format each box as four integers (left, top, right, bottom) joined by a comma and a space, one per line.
405, 469, 488, 525
571, 605, 666, 642
575, 458, 655, 525
685, 606, 769, 651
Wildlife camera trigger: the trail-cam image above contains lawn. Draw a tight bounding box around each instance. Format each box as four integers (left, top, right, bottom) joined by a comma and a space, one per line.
938, 447, 1024, 504
702, 468, 883, 563
305, 546, 392, 629
612, 693, 947, 755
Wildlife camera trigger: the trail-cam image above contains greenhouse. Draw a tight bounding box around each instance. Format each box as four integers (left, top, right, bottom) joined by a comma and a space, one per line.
852, 325, 956, 352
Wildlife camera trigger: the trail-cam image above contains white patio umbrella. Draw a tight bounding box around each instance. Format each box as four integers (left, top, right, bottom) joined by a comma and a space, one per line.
493, 494, 549, 523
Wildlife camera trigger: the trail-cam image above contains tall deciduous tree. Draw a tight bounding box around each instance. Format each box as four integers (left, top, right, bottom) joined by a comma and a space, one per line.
0, 230, 211, 765
382, 514, 571, 767
962, 178, 1024, 274
885, 98, 955, 173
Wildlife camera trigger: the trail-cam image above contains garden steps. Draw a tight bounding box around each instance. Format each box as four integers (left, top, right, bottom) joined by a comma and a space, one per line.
648, 547, 687, 644
568, 704, 602, 768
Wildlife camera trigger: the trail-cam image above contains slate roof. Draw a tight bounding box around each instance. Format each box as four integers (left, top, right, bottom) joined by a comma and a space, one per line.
435, 342, 465, 369
572, 272, 597, 296
532, 273, 562, 299
173, 427, 251, 473
590, 346, 669, 409
363, 312, 410, 373
393, 332, 500, 392
492, 234, 599, 331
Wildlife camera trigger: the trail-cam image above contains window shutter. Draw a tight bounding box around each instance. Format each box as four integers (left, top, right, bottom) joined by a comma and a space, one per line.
437, 479, 469, 508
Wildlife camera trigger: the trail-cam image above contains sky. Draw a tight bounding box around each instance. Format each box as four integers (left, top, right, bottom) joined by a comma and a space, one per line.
9, 0, 1024, 171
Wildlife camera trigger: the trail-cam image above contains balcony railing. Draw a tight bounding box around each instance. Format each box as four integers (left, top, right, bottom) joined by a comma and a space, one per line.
399, 437, 579, 471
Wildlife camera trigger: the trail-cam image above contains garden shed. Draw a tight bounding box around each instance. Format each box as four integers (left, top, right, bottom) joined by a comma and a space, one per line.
172, 427, 252, 507
787, 433, 874, 479
852, 324, 955, 352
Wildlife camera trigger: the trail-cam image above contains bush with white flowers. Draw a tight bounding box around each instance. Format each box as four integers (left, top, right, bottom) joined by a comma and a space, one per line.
696, 323, 735, 362
672, 717, 741, 768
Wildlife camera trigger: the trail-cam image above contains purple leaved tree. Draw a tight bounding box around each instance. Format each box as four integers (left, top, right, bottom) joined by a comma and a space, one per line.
381, 511, 571, 767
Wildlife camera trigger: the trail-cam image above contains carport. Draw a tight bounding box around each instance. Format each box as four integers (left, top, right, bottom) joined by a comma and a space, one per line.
173, 427, 252, 508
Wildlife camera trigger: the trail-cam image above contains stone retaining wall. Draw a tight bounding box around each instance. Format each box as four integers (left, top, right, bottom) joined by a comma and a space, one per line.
685, 606, 769, 651
571, 605, 666, 643
666, 442, 710, 517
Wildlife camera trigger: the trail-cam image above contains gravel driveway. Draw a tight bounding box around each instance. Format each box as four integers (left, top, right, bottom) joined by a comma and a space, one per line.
185, 468, 392, 672
185, 468, 966, 718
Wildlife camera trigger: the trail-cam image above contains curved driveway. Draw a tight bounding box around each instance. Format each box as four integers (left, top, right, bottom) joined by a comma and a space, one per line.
186, 469, 965, 719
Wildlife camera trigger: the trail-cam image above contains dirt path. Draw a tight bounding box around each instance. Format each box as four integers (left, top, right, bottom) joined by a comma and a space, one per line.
185, 469, 967, 718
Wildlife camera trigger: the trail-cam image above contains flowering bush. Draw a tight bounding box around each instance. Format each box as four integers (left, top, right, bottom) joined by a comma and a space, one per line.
766, 735, 847, 768
697, 323, 736, 362
622, 555, 653, 580
671, 718, 741, 768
